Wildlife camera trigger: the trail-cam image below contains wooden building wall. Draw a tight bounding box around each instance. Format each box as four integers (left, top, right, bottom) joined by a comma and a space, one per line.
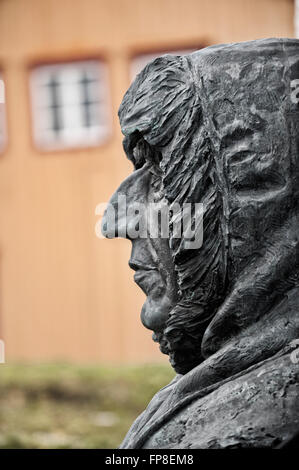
0, 0, 294, 363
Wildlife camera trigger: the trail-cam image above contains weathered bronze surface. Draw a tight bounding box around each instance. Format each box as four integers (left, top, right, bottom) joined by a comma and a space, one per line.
103, 39, 299, 448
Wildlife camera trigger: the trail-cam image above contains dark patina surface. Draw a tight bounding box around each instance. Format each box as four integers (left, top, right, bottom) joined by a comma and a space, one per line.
103, 39, 299, 448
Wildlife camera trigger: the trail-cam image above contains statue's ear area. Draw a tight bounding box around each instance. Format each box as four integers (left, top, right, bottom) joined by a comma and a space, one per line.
201, 211, 299, 358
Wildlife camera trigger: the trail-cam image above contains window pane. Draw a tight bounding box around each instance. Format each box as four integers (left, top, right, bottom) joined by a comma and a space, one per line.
30, 61, 110, 150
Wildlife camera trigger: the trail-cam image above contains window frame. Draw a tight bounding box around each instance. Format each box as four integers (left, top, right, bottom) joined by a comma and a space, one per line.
28, 56, 112, 153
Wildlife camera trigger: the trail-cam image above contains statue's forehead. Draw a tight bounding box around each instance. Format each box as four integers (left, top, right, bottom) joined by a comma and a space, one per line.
190, 38, 299, 64
189, 39, 299, 99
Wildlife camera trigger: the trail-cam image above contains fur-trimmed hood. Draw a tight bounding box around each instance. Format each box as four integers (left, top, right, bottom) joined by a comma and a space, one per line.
118, 39, 299, 447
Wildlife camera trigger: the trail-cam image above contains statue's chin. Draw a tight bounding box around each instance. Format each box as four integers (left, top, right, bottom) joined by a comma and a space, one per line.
141, 295, 205, 374
140, 294, 174, 332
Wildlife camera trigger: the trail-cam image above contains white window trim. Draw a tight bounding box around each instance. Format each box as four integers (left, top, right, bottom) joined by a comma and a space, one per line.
30, 60, 111, 152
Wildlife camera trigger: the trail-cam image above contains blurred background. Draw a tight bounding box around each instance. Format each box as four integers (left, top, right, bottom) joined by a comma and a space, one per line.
0, 0, 297, 448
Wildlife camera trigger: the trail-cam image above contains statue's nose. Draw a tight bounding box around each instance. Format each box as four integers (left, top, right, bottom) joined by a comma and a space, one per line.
101, 165, 150, 239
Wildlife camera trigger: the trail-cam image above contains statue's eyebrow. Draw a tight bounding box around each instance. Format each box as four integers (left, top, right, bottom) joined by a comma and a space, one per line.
219, 113, 266, 150
220, 125, 254, 150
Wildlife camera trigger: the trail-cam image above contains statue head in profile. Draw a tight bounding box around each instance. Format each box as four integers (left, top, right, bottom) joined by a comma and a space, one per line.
102, 39, 299, 448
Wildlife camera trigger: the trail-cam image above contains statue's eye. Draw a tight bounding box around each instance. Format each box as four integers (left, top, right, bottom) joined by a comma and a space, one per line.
133, 137, 162, 171
132, 145, 146, 169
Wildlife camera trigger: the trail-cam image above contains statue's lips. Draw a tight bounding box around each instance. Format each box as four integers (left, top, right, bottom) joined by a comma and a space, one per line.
128, 260, 157, 271
133, 270, 157, 294
129, 259, 163, 297
129, 259, 170, 330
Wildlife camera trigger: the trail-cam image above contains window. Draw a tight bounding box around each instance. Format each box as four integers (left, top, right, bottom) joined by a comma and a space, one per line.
0, 74, 7, 153
30, 60, 111, 151
130, 48, 197, 81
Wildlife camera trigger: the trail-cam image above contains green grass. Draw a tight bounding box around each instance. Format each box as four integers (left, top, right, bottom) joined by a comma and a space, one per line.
0, 363, 175, 449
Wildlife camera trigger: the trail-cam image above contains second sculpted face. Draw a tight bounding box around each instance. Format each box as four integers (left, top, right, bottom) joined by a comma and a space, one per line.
102, 145, 178, 353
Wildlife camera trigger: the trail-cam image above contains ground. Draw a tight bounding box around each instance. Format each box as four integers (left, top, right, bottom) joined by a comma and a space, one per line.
0, 363, 174, 448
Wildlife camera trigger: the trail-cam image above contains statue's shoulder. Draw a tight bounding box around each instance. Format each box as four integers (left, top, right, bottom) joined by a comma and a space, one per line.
143, 353, 299, 449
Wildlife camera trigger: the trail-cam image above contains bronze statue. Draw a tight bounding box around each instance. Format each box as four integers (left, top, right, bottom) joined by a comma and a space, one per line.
102, 38, 299, 448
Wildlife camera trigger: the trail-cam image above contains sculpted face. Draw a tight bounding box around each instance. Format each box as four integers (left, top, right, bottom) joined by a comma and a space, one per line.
103, 141, 178, 348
